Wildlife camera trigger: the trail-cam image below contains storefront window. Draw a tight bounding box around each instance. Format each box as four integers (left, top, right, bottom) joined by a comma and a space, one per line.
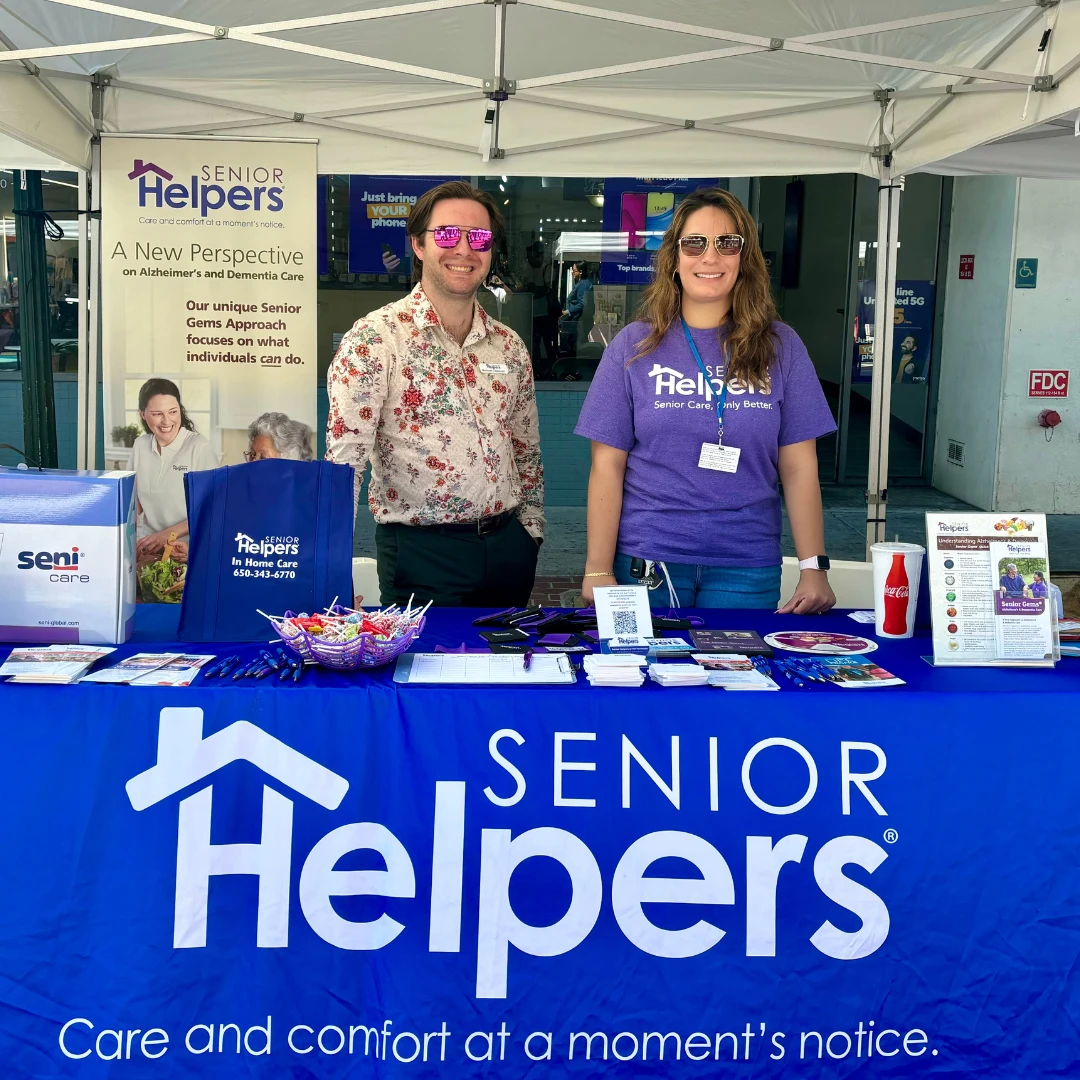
315, 175, 728, 384
0, 169, 81, 374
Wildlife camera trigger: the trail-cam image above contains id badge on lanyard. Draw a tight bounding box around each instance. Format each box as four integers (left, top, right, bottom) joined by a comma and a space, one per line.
682, 319, 741, 474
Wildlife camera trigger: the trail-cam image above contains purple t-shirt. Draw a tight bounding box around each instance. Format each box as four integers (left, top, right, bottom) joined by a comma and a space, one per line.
575, 320, 836, 567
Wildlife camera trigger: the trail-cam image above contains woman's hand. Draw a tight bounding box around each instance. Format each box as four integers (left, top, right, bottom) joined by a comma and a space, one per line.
581, 573, 617, 604
776, 569, 836, 615
135, 529, 171, 560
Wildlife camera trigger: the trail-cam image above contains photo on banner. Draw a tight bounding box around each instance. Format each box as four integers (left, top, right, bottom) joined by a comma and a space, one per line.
599, 178, 722, 285
852, 279, 935, 384
347, 175, 459, 276
100, 135, 317, 604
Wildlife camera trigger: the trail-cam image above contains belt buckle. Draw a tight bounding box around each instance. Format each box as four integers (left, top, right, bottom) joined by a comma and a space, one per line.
477, 514, 497, 536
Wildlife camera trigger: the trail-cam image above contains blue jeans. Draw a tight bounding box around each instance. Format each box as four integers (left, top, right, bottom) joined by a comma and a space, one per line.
613, 554, 781, 610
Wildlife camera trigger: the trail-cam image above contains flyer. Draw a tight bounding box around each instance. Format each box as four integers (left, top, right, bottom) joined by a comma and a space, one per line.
592, 586, 655, 641
926, 512, 1055, 666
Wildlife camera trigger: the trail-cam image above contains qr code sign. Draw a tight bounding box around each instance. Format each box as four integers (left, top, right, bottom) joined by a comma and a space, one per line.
613, 610, 639, 635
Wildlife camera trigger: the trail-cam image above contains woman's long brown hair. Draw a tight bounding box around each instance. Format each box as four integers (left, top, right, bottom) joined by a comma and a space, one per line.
632, 187, 778, 391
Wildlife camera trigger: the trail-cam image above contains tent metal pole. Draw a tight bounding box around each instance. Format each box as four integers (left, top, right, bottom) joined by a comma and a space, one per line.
0, 34, 205, 65
105, 79, 481, 153
517, 0, 772, 47
76, 167, 89, 469
517, 45, 765, 89
36, 0, 213, 33
790, 1, 1040, 44
243, 0, 485, 35
488, 0, 510, 159
784, 41, 1036, 87
892, 6, 1045, 152
865, 159, 902, 557
87, 141, 101, 470
515, 90, 881, 132
0, 29, 96, 136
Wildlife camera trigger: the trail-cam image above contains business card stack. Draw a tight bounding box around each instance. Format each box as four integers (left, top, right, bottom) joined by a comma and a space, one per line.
583, 654, 646, 687
0, 645, 115, 684
648, 663, 709, 687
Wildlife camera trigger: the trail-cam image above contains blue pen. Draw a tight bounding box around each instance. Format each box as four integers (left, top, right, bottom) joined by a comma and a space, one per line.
291, 659, 305, 684
251, 664, 274, 680
792, 658, 825, 683
231, 657, 258, 680
259, 650, 282, 671
776, 660, 807, 688
204, 654, 238, 679
278, 662, 293, 682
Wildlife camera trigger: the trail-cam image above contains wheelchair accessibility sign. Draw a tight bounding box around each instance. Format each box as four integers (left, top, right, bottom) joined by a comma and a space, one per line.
1015, 258, 1038, 289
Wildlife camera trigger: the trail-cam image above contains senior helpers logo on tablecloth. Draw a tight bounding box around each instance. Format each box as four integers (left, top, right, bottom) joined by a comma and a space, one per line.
46, 706, 951, 1072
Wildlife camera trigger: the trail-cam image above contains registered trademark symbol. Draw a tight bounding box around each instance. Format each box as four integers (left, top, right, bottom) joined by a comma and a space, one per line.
883, 828, 899, 844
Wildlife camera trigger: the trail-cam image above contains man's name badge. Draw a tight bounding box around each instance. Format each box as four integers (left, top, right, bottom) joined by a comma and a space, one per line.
479, 362, 510, 374
699, 442, 741, 473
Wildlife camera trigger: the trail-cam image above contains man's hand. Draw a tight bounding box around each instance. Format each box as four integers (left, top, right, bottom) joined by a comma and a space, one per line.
776, 569, 836, 615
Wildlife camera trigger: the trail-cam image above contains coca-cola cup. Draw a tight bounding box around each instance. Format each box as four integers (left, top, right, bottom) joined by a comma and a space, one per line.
870, 542, 924, 638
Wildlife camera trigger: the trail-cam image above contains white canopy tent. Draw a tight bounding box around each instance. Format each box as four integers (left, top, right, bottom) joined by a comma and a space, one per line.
4, 0, 1080, 548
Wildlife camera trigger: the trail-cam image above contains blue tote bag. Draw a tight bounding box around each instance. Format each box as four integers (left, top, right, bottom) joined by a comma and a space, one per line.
178, 459, 355, 642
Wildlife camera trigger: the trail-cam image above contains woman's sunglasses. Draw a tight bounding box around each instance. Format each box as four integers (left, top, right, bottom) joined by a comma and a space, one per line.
678, 233, 745, 257
427, 226, 494, 252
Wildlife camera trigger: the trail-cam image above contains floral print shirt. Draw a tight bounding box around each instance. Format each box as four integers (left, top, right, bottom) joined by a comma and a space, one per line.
326, 284, 545, 539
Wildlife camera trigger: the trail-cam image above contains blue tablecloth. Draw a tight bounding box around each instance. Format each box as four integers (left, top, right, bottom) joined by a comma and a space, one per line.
122, 602, 1080, 694
1, 607, 1079, 1078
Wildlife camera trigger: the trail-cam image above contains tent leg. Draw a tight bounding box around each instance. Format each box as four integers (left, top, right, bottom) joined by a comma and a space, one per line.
865, 160, 902, 558
76, 167, 89, 469
87, 142, 102, 471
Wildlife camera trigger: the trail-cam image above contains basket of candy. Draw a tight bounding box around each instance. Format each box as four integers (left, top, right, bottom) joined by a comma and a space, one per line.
261, 598, 428, 671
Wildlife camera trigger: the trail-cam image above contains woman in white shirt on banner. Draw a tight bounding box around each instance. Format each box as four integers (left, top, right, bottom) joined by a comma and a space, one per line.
133, 378, 218, 559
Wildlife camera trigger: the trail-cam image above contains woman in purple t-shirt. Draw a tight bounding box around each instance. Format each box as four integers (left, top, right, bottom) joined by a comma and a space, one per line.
575, 188, 837, 611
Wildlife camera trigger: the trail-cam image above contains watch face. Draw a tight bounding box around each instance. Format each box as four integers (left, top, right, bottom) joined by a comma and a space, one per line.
818, 556, 831, 570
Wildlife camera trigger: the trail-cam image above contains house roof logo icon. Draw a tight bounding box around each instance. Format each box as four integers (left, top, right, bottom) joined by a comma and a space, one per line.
126, 707, 348, 811
128, 160, 174, 182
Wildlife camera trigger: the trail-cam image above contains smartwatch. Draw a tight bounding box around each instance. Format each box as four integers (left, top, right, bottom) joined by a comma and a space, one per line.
798, 555, 831, 571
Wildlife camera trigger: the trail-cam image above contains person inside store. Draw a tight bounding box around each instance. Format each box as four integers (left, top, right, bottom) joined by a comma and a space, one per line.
560, 261, 594, 358
325, 179, 544, 608
246, 411, 315, 461
0, 306, 17, 351
999, 563, 1027, 597
133, 377, 219, 560
575, 186, 837, 611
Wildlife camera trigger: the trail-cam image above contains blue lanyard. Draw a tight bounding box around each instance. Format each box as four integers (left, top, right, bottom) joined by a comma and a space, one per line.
681, 318, 728, 444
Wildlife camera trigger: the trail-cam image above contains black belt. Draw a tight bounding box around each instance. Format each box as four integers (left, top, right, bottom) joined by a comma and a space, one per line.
415, 508, 518, 536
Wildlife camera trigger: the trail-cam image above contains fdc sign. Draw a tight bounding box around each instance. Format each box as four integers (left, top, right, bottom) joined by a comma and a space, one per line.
1028, 370, 1069, 398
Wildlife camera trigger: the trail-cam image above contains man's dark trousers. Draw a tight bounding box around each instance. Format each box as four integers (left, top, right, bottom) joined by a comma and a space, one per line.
375, 513, 539, 607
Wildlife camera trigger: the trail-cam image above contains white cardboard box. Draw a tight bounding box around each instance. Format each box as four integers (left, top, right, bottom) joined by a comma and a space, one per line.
0, 468, 136, 644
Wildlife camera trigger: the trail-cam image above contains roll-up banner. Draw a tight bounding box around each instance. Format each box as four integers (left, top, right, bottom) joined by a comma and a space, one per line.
100, 136, 317, 603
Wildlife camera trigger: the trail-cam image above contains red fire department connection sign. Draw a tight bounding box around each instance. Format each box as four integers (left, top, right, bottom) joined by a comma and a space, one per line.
1028, 370, 1069, 398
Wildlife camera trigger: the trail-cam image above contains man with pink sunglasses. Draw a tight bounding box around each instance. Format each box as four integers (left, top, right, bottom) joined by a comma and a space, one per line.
326, 180, 545, 607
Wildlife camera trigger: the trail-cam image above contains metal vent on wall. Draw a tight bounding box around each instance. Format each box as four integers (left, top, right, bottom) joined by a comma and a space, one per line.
947, 439, 965, 467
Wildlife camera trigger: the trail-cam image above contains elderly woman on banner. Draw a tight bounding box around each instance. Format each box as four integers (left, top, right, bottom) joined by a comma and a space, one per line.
246, 412, 315, 462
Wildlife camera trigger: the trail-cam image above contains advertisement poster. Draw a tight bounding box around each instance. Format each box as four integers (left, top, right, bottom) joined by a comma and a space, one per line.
599, 178, 720, 285
925, 512, 1054, 666
852, 280, 935, 384
101, 135, 317, 603
348, 175, 458, 275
